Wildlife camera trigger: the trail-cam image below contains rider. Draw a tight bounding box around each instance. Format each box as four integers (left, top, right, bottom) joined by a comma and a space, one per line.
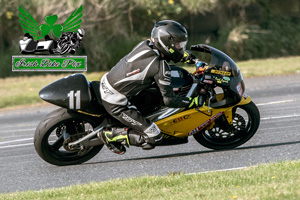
99, 20, 203, 154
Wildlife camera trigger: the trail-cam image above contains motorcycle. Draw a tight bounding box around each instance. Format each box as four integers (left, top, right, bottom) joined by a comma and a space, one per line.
34, 44, 260, 166
55, 33, 81, 55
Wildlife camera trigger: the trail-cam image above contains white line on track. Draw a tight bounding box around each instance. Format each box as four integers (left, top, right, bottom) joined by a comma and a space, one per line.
256, 99, 295, 106
261, 114, 300, 120
1, 123, 38, 129
0, 128, 36, 133
0, 143, 33, 149
0, 138, 33, 145
186, 166, 250, 175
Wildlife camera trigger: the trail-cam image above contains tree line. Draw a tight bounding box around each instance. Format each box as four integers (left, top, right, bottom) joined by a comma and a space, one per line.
0, 0, 299, 77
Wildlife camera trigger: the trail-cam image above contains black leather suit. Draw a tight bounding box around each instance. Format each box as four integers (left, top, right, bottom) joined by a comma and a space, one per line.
100, 40, 190, 139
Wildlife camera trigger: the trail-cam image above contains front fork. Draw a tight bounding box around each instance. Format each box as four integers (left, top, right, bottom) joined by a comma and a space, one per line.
206, 94, 252, 130
224, 108, 233, 125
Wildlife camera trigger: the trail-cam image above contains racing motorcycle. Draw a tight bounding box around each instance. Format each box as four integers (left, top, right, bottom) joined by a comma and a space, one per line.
34, 44, 260, 166
55, 32, 81, 55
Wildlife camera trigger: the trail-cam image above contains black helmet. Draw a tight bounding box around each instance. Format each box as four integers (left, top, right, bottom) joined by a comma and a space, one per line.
151, 20, 188, 63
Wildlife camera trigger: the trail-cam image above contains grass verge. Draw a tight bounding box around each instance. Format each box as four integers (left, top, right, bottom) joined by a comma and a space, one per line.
0, 72, 105, 109
0, 56, 299, 109
1, 160, 300, 199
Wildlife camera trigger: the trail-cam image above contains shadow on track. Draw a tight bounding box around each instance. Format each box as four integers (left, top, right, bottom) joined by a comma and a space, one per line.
84, 140, 300, 165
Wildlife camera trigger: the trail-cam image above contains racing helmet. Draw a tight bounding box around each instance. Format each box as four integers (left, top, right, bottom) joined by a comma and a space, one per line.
76, 28, 85, 40
151, 20, 188, 63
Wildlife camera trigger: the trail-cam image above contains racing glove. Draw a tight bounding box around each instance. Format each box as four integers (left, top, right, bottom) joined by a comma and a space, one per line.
188, 95, 205, 108
181, 50, 196, 64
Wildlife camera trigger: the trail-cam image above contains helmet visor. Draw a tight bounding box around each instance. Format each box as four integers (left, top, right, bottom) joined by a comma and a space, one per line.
174, 41, 187, 52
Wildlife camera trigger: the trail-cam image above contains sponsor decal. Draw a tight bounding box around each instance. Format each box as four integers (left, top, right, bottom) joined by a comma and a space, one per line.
236, 82, 243, 96
169, 115, 191, 125
121, 113, 142, 126
126, 69, 140, 77
214, 77, 230, 84
188, 112, 223, 136
101, 82, 113, 95
203, 79, 213, 84
205, 75, 212, 79
211, 69, 231, 76
223, 76, 230, 81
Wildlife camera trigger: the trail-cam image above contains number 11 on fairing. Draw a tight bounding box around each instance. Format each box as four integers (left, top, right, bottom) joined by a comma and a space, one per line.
67, 90, 81, 109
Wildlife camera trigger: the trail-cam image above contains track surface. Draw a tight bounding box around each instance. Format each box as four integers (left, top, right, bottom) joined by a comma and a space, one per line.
1, 74, 300, 193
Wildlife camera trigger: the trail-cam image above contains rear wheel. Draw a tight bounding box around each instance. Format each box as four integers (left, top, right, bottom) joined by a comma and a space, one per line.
193, 101, 260, 150
34, 108, 103, 166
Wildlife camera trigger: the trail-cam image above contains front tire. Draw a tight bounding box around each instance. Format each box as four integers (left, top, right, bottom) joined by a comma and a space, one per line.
193, 101, 260, 150
34, 108, 103, 166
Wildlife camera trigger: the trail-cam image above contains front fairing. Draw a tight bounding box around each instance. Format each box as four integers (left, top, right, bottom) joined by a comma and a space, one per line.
191, 44, 245, 106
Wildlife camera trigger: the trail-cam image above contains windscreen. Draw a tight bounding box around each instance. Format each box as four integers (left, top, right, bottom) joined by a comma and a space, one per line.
191, 44, 245, 106
209, 46, 242, 78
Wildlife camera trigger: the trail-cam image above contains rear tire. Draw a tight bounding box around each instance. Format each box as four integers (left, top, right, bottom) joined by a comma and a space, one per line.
34, 108, 103, 166
193, 101, 260, 150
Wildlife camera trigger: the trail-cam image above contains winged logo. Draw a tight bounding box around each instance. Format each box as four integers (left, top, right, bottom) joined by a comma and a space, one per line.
19, 5, 83, 40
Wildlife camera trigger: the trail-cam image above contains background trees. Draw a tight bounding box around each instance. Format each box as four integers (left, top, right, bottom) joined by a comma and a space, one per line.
0, 0, 299, 77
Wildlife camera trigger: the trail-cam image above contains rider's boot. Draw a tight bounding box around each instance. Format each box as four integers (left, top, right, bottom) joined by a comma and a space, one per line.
128, 129, 162, 150
127, 132, 153, 150
99, 128, 163, 153
99, 128, 129, 155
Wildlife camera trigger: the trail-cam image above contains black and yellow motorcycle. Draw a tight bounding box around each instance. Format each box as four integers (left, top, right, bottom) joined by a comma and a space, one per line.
34, 44, 260, 166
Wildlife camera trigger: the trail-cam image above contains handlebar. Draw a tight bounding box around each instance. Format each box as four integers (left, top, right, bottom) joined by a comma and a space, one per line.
191, 59, 208, 76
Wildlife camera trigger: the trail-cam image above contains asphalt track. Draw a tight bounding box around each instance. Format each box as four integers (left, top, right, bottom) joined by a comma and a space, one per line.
1, 74, 300, 193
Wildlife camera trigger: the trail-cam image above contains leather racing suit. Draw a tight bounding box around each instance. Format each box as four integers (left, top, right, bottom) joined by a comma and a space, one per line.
99, 40, 191, 144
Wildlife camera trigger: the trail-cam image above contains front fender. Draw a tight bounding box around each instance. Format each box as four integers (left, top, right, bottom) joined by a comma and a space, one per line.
237, 95, 252, 106
224, 95, 253, 125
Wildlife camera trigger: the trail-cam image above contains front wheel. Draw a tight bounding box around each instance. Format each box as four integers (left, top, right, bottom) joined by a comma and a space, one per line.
34, 108, 103, 166
193, 101, 260, 150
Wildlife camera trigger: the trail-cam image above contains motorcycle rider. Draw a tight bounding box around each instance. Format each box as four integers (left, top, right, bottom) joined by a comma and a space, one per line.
99, 20, 203, 154
55, 28, 85, 54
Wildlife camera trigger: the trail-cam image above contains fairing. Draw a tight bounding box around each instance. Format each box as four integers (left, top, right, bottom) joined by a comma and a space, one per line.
39, 73, 105, 114
191, 44, 245, 106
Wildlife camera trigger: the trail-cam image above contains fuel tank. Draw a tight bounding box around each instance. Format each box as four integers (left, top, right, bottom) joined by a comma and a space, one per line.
170, 65, 193, 97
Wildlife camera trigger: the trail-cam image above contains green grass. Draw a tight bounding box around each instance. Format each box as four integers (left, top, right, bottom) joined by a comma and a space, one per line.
237, 56, 300, 77
0, 72, 105, 109
1, 160, 300, 199
184, 56, 300, 77
1, 57, 300, 198
0, 56, 299, 109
